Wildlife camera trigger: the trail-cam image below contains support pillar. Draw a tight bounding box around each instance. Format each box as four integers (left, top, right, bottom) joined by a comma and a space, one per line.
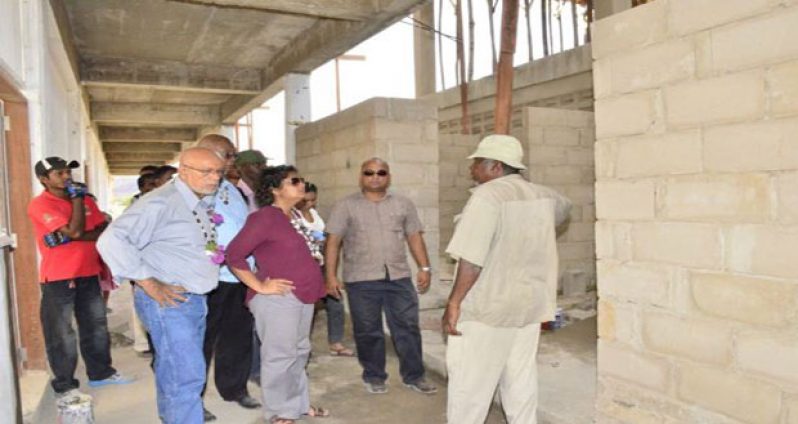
284, 73, 311, 165
413, 2, 436, 98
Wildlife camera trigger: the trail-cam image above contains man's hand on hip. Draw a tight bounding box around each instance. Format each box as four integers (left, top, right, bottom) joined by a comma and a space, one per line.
137, 278, 187, 307
442, 302, 462, 336
416, 269, 431, 293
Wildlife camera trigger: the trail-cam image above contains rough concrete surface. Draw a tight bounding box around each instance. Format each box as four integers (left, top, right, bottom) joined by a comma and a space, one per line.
26, 286, 510, 423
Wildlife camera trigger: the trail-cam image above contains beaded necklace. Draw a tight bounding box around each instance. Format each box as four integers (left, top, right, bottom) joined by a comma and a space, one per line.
193, 203, 226, 264
284, 207, 324, 265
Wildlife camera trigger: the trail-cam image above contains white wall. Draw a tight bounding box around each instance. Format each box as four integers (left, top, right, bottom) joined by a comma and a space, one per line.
0, 0, 24, 84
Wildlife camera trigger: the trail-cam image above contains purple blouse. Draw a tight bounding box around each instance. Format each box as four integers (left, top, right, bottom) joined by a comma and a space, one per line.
226, 206, 326, 304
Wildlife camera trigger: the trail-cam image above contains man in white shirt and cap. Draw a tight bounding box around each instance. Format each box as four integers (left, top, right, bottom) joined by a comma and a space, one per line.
443, 134, 572, 424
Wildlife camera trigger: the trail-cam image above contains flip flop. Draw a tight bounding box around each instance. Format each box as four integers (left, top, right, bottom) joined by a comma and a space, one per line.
329, 346, 355, 357
306, 405, 330, 418
269, 418, 294, 424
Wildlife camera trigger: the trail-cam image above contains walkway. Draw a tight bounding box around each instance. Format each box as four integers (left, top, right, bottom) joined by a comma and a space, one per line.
25, 285, 595, 423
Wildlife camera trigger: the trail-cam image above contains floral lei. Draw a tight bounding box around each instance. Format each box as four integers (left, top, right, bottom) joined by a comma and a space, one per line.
193, 207, 226, 265
289, 208, 324, 265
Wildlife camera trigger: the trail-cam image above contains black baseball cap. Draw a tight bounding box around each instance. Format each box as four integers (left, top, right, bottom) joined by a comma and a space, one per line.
34, 157, 80, 178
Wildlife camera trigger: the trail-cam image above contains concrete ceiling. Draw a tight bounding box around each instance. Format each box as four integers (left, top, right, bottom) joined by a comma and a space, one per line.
54, 0, 425, 175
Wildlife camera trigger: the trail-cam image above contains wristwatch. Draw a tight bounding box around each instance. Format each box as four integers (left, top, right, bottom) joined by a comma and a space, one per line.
420, 266, 432, 272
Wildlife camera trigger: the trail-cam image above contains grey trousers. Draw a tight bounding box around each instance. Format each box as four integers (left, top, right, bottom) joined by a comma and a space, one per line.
250, 293, 314, 420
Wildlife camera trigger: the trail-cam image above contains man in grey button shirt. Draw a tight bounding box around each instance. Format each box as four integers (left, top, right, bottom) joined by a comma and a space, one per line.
98, 147, 225, 424
325, 157, 437, 395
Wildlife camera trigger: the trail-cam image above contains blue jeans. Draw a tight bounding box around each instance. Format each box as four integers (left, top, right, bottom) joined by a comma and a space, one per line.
135, 287, 207, 424
40, 276, 115, 393
346, 277, 425, 384
324, 295, 345, 344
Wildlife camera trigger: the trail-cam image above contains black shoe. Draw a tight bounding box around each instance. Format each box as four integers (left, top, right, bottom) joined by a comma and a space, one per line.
235, 394, 261, 409
203, 407, 217, 422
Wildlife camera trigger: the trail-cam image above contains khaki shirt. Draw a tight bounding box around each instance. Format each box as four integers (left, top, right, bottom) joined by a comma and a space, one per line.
446, 174, 572, 327
327, 192, 424, 283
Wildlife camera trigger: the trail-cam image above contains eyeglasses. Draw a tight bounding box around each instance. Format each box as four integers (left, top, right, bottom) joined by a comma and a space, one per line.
183, 164, 225, 178
289, 177, 305, 186
362, 169, 389, 177
223, 152, 239, 160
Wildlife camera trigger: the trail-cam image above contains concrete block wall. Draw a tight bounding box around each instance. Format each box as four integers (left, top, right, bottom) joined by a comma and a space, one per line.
296, 98, 446, 309
593, 1, 798, 423
525, 107, 596, 291
438, 107, 596, 291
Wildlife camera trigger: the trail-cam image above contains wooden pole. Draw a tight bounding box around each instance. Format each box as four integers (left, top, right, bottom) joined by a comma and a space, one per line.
494, 0, 519, 135
456, 0, 470, 134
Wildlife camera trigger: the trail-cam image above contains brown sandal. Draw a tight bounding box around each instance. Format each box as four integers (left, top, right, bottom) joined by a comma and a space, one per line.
306, 405, 330, 418
329, 344, 355, 357
269, 417, 295, 424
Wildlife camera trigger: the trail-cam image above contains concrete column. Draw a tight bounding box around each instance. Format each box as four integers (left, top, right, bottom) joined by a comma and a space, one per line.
594, 0, 632, 20
284, 73, 311, 165
413, 2, 436, 98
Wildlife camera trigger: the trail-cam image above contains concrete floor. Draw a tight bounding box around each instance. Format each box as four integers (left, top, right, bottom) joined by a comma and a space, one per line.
24, 286, 596, 423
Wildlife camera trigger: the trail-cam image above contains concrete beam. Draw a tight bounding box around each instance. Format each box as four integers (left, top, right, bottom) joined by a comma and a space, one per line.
221, 0, 427, 123
172, 0, 376, 21
99, 127, 197, 143
105, 152, 177, 162
103, 142, 183, 153
92, 102, 220, 126
48, 0, 80, 85
108, 162, 167, 173
81, 56, 262, 95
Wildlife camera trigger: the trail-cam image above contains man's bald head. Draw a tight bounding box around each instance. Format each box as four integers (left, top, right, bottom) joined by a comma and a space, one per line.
178, 147, 225, 196
361, 157, 390, 172
196, 134, 236, 172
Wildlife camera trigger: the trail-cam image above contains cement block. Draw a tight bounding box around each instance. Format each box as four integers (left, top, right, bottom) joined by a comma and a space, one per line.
664, 70, 765, 128
598, 260, 671, 307
677, 363, 782, 424
632, 222, 722, 269
668, 0, 776, 35
595, 91, 657, 138
615, 130, 702, 178
609, 38, 696, 94
768, 59, 798, 117
598, 341, 670, 392
711, 6, 798, 72
642, 312, 733, 366
591, 0, 668, 60
660, 174, 771, 223
691, 271, 796, 326
595, 180, 656, 220
726, 225, 798, 279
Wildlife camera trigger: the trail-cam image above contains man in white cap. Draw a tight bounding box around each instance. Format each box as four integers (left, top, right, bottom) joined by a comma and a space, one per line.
442, 135, 572, 424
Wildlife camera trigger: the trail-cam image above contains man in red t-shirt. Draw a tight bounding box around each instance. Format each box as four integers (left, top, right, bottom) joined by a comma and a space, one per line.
27, 157, 132, 401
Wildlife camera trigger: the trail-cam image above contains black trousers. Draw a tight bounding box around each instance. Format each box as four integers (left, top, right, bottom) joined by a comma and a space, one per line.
202, 282, 254, 400
40, 276, 116, 393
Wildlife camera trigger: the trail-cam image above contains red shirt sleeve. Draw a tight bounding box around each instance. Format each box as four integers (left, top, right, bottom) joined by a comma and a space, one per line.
28, 197, 69, 233
226, 208, 274, 271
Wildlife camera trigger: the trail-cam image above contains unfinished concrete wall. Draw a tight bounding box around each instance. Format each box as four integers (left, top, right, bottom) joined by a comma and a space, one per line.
434, 45, 594, 135
438, 107, 596, 291
525, 107, 596, 292
296, 98, 446, 309
594, 1, 798, 422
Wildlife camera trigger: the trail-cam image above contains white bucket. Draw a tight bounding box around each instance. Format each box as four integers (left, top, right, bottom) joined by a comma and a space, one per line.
56, 394, 94, 424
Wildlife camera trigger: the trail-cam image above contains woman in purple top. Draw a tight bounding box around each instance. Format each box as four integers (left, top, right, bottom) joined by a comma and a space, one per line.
226, 165, 329, 424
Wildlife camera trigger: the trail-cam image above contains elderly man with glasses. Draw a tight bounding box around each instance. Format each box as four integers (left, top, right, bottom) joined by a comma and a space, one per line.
325, 157, 437, 396
98, 147, 225, 424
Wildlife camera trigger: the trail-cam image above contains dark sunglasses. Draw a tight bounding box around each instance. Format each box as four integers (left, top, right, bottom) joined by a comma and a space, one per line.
289, 177, 305, 186
362, 169, 389, 177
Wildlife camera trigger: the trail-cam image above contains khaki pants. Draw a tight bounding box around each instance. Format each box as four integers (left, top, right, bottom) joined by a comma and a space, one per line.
446, 321, 541, 424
